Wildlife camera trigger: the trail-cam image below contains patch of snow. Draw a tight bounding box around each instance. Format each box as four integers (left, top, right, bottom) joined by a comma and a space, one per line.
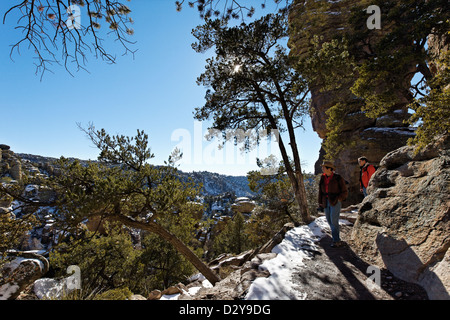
363, 127, 416, 136
3, 257, 45, 273
157, 217, 352, 301
34, 278, 67, 300
24, 184, 39, 193
187, 286, 202, 295
188, 273, 206, 282
211, 203, 224, 211
160, 293, 182, 300
245, 217, 349, 300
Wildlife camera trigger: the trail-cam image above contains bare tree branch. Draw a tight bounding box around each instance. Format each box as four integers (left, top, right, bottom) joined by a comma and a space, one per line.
3, 0, 137, 79
176, 0, 291, 21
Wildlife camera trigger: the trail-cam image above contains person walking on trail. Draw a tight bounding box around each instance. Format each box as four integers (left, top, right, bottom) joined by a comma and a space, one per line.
358, 156, 376, 197
318, 161, 348, 248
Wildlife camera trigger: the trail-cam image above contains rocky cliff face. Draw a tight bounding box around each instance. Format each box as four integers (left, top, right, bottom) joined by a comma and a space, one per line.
287, 3, 449, 298
351, 135, 450, 299
0, 144, 23, 182
288, 0, 417, 205
318, 123, 415, 206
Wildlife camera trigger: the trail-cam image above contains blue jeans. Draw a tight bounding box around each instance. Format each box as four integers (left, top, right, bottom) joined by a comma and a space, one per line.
324, 199, 341, 242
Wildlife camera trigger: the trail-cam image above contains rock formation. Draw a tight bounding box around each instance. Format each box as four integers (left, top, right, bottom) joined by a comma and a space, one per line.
129, 238, 281, 300
0, 252, 49, 300
149, 223, 295, 300
288, 0, 417, 205
0, 144, 22, 182
321, 124, 415, 206
231, 197, 256, 214
287, 2, 449, 298
351, 135, 450, 299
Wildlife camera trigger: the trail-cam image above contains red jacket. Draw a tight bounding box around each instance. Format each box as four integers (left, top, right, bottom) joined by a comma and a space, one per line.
360, 164, 376, 188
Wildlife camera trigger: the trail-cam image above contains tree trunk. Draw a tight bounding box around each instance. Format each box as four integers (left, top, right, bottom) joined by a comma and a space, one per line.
277, 85, 311, 224
288, 131, 311, 224
294, 170, 311, 223
112, 214, 220, 286
276, 135, 310, 224
254, 85, 311, 224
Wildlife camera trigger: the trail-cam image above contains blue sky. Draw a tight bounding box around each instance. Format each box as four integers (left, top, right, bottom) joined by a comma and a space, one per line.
0, 0, 321, 176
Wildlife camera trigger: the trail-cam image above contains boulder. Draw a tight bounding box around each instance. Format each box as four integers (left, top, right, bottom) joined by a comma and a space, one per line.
0, 253, 49, 300
351, 135, 450, 299
231, 197, 256, 214
1, 149, 13, 160
0, 148, 24, 182
9, 158, 22, 181
183, 252, 275, 300
161, 285, 183, 296
147, 289, 162, 300
33, 278, 66, 300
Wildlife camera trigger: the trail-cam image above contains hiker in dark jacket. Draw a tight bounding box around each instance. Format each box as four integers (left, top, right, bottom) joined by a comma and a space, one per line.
318, 161, 348, 248
358, 156, 376, 197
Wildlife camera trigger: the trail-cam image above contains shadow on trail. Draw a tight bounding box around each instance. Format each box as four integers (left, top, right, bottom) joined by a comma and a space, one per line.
319, 234, 379, 300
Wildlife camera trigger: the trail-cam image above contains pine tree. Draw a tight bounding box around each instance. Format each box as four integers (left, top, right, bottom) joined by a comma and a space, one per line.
1, 124, 220, 285
213, 212, 249, 255
193, 13, 312, 223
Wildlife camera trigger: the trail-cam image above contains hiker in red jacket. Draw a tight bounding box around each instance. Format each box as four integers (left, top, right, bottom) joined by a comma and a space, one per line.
358, 156, 376, 197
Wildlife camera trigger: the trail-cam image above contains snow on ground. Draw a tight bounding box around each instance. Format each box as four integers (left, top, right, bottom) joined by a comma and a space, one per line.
159, 216, 351, 300
246, 217, 335, 300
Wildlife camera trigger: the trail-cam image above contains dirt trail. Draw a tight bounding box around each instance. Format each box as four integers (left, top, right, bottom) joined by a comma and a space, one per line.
290, 224, 429, 300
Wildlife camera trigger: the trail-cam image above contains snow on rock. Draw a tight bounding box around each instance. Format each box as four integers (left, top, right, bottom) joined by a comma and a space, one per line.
160, 277, 213, 300
245, 217, 347, 300
159, 293, 182, 300
363, 127, 416, 136
161, 217, 351, 301
34, 278, 67, 300
0, 257, 47, 300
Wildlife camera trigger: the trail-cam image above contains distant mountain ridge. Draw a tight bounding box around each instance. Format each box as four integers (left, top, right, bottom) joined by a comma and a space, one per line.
17, 153, 255, 198
180, 170, 254, 198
